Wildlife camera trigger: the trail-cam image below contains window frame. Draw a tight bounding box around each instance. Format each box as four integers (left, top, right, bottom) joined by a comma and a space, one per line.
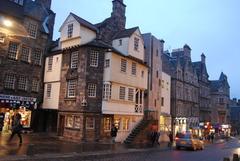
32, 48, 42, 65
90, 51, 99, 67
21, 46, 31, 62
8, 42, 19, 60
86, 117, 95, 130
105, 59, 110, 68
119, 86, 126, 100
31, 78, 39, 92
28, 23, 38, 39
120, 59, 127, 73
103, 82, 111, 100
4, 74, 16, 89
128, 88, 134, 101
46, 83, 52, 98
18, 75, 28, 91
70, 51, 79, 69
67, 23, 73, 38
67, 79, 77, 98
88, 83, 97, 98
47, 56, 53, 71
131, 62, 137, 76
134, 37, 139, 51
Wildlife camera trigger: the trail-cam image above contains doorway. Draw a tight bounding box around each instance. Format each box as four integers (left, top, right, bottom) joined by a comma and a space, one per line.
58, 115, 65, 136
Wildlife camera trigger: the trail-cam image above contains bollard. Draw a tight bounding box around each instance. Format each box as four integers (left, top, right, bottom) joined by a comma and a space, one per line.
232, 153, 239, 161
223, 158, 230, 161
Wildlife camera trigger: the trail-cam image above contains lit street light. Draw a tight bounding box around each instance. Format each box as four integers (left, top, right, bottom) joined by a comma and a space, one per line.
0, 15, 29, 37
3, 19, 13, 28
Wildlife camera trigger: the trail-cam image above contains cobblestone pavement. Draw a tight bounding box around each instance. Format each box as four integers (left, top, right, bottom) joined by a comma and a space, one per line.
1, 133, 238, 161
6, 137, 238, 161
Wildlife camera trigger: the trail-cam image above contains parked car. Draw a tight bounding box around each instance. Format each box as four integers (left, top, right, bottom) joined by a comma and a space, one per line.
175, 133, 204, 151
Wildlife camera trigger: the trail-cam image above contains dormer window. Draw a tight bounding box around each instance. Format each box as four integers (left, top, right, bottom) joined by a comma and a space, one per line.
134, 37, 139, 51
119, 39, 122, 46
67, 24, 73, 38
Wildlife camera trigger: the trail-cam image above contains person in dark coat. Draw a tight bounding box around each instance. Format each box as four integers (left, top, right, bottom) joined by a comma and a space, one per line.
8, 113, 23, 145
111, 124, 118, 143
168, 132, 173, 148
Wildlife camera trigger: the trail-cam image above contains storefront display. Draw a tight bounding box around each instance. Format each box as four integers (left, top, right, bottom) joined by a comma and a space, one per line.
0, 94, 37, 133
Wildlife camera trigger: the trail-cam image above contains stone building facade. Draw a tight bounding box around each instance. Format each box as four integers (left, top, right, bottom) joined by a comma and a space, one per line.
142, 33, 163, 119
210, 72, 230, 127
193, 54, 211, 123
0, 0, 55, 132
58, 42, 107, 141
229, 98, 240, 134
162, 45, 199, 136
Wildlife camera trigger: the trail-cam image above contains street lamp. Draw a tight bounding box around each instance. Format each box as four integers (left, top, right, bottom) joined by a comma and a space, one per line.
0, 16, 29, 38
3, 19, 12, 28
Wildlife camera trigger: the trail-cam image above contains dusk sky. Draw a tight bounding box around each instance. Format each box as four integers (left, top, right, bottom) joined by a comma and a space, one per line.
52, 0, 240, 99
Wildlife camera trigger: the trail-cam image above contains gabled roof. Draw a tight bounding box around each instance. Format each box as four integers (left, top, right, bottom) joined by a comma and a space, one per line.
113, 27, 139, 39
70, 12, 98, 32
59, 12, 98, 32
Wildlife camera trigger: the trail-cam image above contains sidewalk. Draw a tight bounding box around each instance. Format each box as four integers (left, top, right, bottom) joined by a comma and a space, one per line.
0, 133, 170, 161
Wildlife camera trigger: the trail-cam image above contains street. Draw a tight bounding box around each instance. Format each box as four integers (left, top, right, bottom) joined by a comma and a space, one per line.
0, 133, 240, 161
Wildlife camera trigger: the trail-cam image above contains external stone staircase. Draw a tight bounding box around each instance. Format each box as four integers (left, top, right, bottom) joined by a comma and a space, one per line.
124, 119, 157, 145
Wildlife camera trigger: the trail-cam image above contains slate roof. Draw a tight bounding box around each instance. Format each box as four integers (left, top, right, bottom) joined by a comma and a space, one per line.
113, 27, 139, 39
70, 12, 98, 32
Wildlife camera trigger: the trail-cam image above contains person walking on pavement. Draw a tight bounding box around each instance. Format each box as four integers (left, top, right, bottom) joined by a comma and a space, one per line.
168, 132, 173, 148
210, 133, 214, 143
8, 113, 23, 145
111, 124, 118, 143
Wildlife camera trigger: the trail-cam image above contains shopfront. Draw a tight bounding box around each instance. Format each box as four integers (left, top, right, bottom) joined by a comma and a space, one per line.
0, 94, 37, 133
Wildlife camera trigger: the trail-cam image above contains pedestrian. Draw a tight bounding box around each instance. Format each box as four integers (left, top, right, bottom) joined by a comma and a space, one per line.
8, 113, 23, 145
168, 132, 173, 148
110, 124, 118, 143
210, 133, 214, 143
151, 130, 157, 146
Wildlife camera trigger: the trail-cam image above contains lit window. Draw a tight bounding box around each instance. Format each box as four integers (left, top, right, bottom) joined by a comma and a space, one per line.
18, 76, 28, 91
4, 74, 16, 89
103, 82, 111, 100
88, 83, 96, 97
21, 46, 30, 62
28, 23, 38, 38
46, 83, 52, 98
66, 116, 74, 128
122, 118, 129, 130
128, 88, 134, 101
105, 59, 110, 68
121, 59, 127, 72
67, 79, 77, 98
70, 51, 78, 69
86, 117, 95, 129
67, 23, 73, 38
104, 117, 111, 131
74, 116, 80, 129
32, 79, 39, 92
48, 56, 53, 71
134, 37, 139, 51
32, 49, 42, 65
119, 86, 125, 100
8, 42, 18, 60
90, 51, 99, 67
131, 62, 136, 75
